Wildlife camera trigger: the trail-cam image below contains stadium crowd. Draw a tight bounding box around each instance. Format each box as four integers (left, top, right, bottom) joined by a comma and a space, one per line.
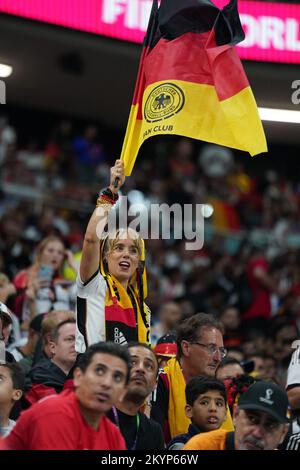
0, 111, 300, 450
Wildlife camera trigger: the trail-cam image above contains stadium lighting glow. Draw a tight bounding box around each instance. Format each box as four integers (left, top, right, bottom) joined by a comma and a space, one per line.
259, 107, 300, 124
0, 64, 13, 78
201, 204, 214, 218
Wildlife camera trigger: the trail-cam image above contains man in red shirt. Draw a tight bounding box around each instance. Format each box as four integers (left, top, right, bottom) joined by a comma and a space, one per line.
243, 250, 274, 324
3, 342, 131, 450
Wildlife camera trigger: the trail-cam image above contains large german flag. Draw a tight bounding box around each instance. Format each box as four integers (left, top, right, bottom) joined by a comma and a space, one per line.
120, 0, 268, 176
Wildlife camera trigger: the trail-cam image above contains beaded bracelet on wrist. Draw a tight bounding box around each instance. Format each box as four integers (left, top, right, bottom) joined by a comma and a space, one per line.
101, 187, 119, 203
96, 198, 113, 208
96, 187, 119, 207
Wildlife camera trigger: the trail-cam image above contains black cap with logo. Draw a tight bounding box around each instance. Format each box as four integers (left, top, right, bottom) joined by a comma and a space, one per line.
238, 381, 289, 423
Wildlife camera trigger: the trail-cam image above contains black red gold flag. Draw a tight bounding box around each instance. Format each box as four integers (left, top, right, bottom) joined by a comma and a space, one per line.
121, 0, 267, 176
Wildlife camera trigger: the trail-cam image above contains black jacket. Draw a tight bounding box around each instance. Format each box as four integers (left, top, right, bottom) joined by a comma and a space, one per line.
107, 409, 165, 450
27, 358, 67, 393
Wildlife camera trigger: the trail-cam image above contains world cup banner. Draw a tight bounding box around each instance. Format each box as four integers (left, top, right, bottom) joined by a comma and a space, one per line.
0, 0, 300, 64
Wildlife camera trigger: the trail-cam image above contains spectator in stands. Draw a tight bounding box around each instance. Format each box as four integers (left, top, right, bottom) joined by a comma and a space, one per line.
169, 138, 196, 181
45, 120, 73, 179
13, 236, 77, 325
216, 357, 245, 381
76, 159, 150, 351
108, 342, 164, 450
8, 315, 42, 374
241, 328, 267, 357
167, 376, 227, 450
0, 302, 15, 363
284, 343, 300, 449
219, 306, 242, 349
34, 310, 75, 365
153, 302, 182, 341
222, 373, 256, 416
0, 214, 31, 280
248, 353, 266, 378
226, 347, 245, 363
274, 323, 298, 369
26, 319, 77, 405
198, 144, 234, 180
202, 284, 229, 318
4, 342, 130, 449
184, 381, 289, 450
160, 268, 186, 303
262, 354, 278, 381
243, 248, 276, 329
151, 313, 233, 442
0, 273, 16, 305
2, 113, 300, 451
154, 333, 177, 369
0, 363, 25, 437
72, 125, 107, 185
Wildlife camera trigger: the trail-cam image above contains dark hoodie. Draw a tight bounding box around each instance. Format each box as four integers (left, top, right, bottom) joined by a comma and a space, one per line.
25, 358, 67, 405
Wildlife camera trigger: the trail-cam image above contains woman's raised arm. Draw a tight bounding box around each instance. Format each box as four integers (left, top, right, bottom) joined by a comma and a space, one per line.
79, 159, 125, 282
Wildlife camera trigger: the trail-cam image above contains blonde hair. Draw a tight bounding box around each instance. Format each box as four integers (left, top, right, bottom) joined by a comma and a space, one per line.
41, 310, 75, 345
102, 228, 143, 260
35, 236, 65, 266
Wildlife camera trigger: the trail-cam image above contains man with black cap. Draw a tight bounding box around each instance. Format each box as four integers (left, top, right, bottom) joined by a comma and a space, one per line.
184, 381, 290, 450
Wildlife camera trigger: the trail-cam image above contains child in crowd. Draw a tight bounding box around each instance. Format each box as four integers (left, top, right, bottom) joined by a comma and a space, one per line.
0, 363, 25, 437
167, 376, 227, 450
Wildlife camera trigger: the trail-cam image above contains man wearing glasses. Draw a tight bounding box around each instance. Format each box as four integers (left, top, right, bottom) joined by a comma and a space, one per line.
184, 381, 289, 450
151, 313, 233, 443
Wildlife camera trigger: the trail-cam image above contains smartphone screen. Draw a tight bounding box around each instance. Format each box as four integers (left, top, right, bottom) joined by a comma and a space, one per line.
38, 265, 54, 281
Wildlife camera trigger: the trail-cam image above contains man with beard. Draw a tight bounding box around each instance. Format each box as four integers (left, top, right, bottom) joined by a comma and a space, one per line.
3, 342, 130, 449
184, 381, 289, 450
108, 342, 164, 450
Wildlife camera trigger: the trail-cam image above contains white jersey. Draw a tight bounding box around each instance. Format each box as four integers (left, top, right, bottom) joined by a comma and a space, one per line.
75, 270, 108, 353
285, 340, 300, 450
286, 341, 300, 389
21, 281, 76, 322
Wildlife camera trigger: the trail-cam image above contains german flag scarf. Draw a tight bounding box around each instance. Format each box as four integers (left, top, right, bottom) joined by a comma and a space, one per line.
99, 236, 150, 345
165, 357, 234, 438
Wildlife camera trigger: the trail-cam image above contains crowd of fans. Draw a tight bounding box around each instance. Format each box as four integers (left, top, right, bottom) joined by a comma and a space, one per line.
0, 110, 300, 450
